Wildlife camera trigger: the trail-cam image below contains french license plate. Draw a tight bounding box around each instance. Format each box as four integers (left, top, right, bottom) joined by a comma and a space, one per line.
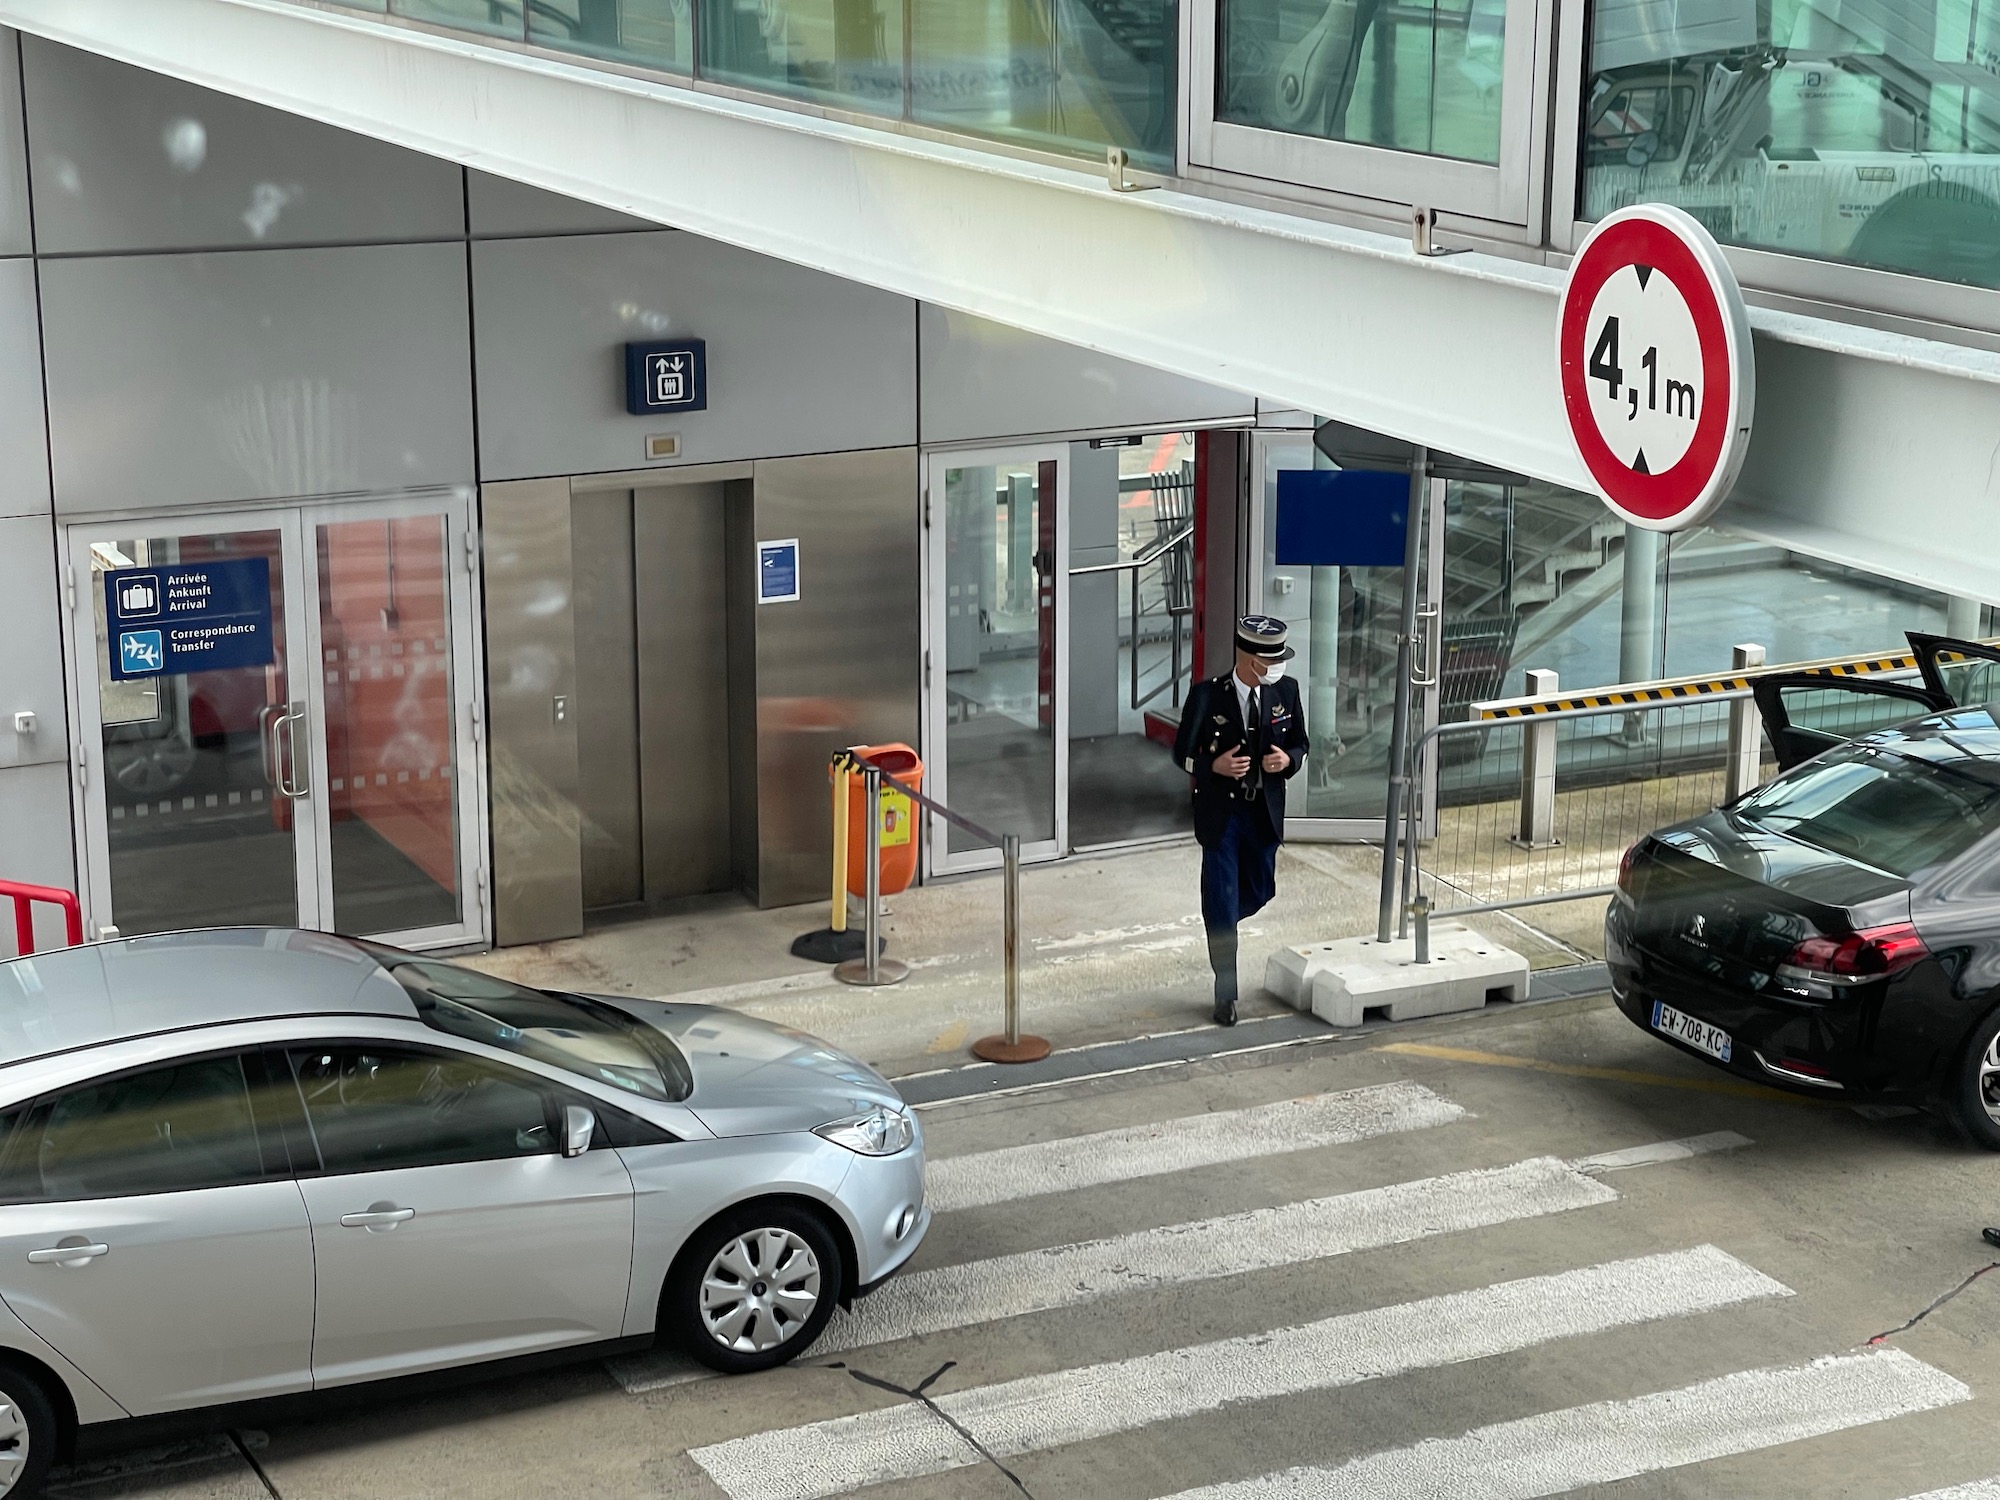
1651, 1000, 1732, 1063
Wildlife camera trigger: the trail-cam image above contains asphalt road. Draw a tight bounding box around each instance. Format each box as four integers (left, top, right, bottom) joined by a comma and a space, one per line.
44, 994, 2000, 1500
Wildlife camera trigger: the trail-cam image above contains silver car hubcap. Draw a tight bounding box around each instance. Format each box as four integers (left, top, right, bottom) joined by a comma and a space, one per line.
700, 1228, 822, 1353
0, 1394, 31, 1495
1979, 1036, 2000, 1125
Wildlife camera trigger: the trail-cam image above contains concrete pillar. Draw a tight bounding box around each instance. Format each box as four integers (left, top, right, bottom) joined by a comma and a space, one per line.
1619, 525, 1661, 684
1515, 668, 1559, 848
1947, 593, 1984, 640
1725, 642, 1767, 802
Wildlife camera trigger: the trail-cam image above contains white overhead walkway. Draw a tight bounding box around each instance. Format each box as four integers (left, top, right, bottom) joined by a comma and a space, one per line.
7, 0, 2000, 599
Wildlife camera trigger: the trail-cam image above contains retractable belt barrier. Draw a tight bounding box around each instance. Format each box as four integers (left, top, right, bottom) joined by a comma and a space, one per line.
828, 749, 1050, 1065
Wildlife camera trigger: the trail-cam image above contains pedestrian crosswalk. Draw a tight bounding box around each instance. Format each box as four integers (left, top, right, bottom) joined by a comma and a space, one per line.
639, 1071, 1984, 1500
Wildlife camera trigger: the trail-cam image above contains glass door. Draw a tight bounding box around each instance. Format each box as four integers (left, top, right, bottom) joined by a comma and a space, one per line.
68, 494, 484, 947
924, 446, 1068, 874
1247, 431, 1445, 838
300, 496, 484, 947
69, 511, 319, 938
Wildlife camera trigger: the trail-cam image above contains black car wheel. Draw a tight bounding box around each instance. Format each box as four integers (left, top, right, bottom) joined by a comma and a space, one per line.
0, 1360, 60, 1499
1950, 1005, 2000, 1150
664, 1203, 843, 1374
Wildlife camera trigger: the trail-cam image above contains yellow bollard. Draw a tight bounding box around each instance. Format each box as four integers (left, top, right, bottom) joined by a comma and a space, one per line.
829, 761, 850, 936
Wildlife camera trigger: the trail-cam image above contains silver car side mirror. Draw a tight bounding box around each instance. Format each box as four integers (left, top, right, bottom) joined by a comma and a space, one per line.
562, 1105, 596, 1158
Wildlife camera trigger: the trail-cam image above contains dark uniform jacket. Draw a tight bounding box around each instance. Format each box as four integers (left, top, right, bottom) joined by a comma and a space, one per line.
1172, 671, 1309, 846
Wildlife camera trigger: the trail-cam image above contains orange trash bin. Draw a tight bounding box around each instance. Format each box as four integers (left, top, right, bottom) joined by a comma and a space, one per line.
845, 743, 922, 898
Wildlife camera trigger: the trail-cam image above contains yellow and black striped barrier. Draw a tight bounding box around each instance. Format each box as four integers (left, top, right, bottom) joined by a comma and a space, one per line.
1472, 646, 1938, 721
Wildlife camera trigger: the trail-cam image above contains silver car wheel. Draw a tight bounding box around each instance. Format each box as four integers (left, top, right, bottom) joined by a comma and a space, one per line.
0, 1392, 31, 1495
699, 1227, 823, 1354
1979, 1034, 2000, 1125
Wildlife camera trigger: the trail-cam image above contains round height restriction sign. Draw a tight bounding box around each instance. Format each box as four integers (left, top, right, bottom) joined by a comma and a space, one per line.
1558, 204, 1755, 531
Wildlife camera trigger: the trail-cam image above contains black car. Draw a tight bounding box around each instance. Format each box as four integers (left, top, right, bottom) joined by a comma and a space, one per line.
1607, 636, 2000, 1145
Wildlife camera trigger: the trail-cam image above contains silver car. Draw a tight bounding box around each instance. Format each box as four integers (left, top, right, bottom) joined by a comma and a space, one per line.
0, 929, 928, 1497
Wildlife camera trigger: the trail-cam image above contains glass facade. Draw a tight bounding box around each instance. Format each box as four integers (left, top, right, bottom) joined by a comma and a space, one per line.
318, 0, 1175, 166
1581, 0, 2000, 289
1218, 0, 1508, 163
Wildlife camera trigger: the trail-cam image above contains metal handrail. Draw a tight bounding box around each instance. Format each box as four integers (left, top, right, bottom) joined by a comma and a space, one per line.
1067, 521, 1194, 576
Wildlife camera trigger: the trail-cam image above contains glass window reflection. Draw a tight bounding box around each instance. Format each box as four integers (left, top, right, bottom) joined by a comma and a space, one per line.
531, 0, 694, 71
1581, 0, 2000, 289
1218, 0, 1508, 164
911, 0, 1179, 169
697, 0, 906, 114
390, 0, 524, 38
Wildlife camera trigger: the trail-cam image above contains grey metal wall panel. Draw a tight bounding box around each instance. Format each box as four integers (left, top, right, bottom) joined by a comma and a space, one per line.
633, 481, 732, 900
0, 32, 30, 257
471, 232, 917, 482
483, 479, 584, 946
468, 170, 653, 238
21, 38, 463, 253
0, 257, 49, 519
0, 762, 77, 956
920, 306, 1256, 446
0, 513, 64, 772
41, 242, 474, 515
1068, 442, 1121, 740
747, 448, 918, 908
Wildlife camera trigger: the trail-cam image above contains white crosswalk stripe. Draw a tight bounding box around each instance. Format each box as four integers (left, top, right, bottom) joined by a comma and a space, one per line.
923, 1080, 1468, 1213
1901, 1480, 2000, 1499
608, 1130, 1745, 1393
1155, 1349, 1970, 1500
689, 1245, 1792, 1500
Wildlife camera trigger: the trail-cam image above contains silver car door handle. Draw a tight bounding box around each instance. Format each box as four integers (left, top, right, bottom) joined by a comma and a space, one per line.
338, 1208, 415, 1228
27, 1243, 108, 1265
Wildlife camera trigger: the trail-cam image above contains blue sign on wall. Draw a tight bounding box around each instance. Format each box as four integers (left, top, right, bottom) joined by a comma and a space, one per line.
1274, 469, 1410, 568
624, 339, 708, 415
758, 539, 801, 604
104, 558, 274, 681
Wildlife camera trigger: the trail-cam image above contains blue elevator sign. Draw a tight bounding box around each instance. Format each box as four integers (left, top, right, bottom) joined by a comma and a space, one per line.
624, 339, 708, 415
104, 558, 274, 681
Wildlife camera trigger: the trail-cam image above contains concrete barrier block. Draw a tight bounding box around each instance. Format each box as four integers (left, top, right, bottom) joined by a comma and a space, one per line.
1302, 922, 1529, 1028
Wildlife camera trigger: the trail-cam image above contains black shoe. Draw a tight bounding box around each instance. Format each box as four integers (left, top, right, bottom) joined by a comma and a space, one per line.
1982, 1227, 2000, 1250
1212, 1000, 1237, 1027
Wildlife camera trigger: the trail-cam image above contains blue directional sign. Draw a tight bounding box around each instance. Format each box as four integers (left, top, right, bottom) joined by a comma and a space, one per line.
624, 339, 707, 415
758, 539, 800, 604
105, 557, 274, 681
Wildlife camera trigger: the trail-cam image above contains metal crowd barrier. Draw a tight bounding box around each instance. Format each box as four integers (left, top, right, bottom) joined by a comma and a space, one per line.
0, 879, 84, 958
1379, 640, 1943, 945
833, 749, 1048, 1064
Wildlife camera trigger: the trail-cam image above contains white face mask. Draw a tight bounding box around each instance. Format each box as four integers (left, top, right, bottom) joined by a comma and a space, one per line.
1259, 661, 1287, 684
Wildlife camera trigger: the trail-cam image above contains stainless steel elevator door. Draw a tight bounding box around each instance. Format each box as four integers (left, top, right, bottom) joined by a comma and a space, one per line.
634, 483, 733, 901
570, 490, 644, 909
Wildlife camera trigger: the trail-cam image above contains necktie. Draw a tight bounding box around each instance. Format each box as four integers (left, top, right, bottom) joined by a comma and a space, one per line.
1246, 687, 1260, 756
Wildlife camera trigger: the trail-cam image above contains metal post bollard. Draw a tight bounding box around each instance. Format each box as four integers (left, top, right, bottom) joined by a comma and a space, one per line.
1725, 642, 1767, 802
1410, 893, 1432, 963
1513, 667, 1561, 849
834, 765, 909, 987
972, 834, 1050, 1063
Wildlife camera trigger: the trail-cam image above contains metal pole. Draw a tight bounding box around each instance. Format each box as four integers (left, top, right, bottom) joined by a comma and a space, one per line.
971, 830, 1049, 1062
1002, 833, 1021, 1044
1514, 667, 1560, 848
863, 765, 882, 983
1376, 448, 1428, 943
834, 763, 909, 986
1724, 643, 1767, 802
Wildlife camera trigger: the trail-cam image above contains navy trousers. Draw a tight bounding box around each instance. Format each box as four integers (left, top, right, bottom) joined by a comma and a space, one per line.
1201, 803, 1278, 1006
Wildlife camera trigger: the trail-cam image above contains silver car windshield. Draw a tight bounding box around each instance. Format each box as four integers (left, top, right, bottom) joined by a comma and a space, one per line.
369, 953, 693, 1103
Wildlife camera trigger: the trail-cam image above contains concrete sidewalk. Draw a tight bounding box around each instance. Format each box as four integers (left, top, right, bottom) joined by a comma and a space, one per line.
467, 839, 1607, 1080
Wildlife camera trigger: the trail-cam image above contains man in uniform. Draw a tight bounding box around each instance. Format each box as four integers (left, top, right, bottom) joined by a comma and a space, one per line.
1173, 615, 1309, 1026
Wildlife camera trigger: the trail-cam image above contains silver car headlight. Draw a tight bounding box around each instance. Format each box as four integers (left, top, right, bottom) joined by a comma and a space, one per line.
814, 1104, 914, 1156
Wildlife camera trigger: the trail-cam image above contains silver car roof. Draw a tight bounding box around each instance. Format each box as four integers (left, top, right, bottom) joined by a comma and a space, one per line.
0, 928, 417, 1067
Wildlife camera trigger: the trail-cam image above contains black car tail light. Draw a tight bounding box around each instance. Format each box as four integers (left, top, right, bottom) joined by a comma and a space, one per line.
1616, 842, 1642, 898
1780, 922, 1929, 987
